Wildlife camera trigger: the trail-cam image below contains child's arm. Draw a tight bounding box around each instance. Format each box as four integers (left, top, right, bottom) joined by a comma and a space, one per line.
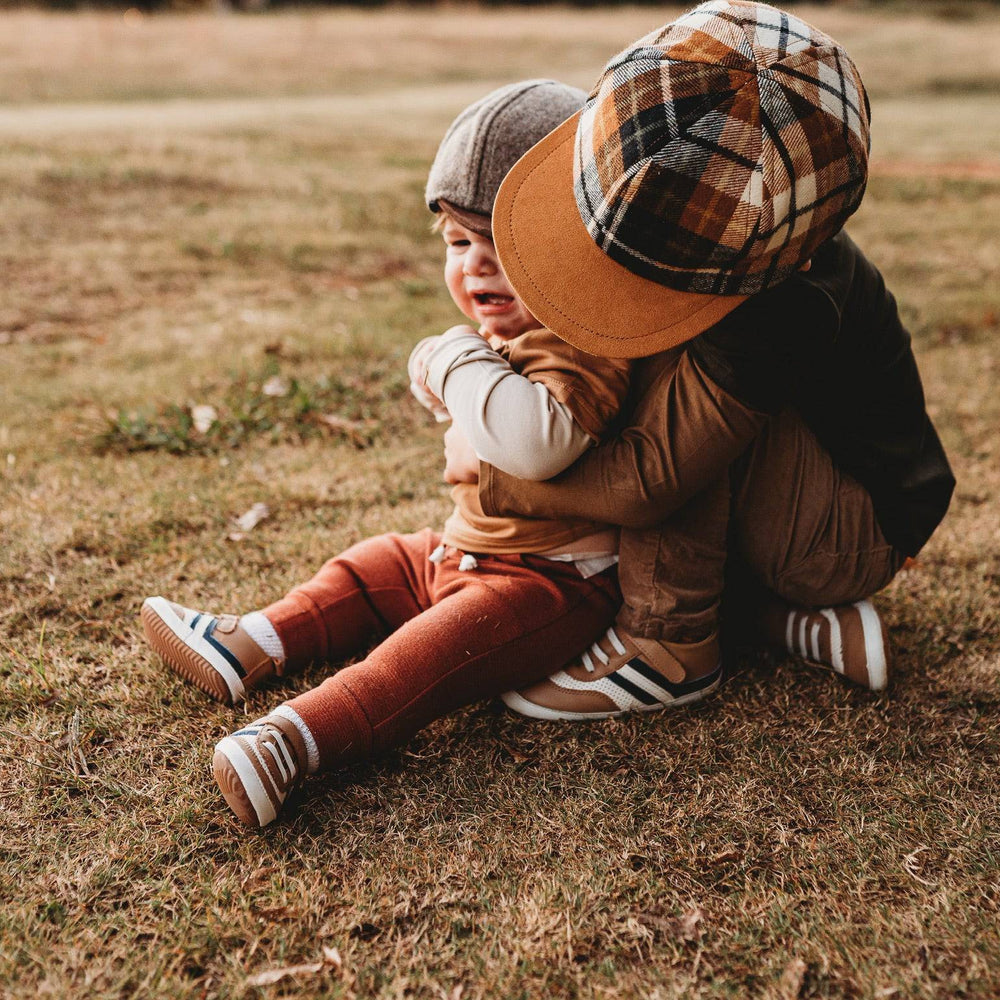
407, 336, 451, 423
479, 350, 766, 529
418, 326, 605, 481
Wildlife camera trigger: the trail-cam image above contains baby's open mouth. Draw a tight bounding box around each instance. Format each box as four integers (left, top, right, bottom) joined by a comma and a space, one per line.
473, 293, 513, 306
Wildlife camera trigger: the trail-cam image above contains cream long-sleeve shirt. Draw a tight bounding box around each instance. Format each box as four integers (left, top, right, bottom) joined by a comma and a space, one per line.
410, 329, 593, 481
408, 324, 631, 557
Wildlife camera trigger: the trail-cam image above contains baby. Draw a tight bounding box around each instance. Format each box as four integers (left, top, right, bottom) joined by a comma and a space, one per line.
140, 80, 630, 827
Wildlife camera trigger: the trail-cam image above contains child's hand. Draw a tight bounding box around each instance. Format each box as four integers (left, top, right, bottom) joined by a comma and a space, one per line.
408, 336, 450, 421
443, 423, 480, 484
408, 335, 438, 386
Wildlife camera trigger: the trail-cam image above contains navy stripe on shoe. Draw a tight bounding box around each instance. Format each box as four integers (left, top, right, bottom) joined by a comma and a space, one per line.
625, 657, 723, 699
608, 672, 661, 706
203, 620, 247, 678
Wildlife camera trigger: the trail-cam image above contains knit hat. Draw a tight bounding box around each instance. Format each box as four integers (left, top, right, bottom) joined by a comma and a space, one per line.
494, 0, 871, 358
426, 79, 587, 238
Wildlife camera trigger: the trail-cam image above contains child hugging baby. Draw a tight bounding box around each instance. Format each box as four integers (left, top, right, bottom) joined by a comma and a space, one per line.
144, 1, 956, 830
140, 80, 635, 828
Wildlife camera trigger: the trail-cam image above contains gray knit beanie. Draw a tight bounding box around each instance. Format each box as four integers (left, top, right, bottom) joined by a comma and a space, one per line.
426, 79, 587, 237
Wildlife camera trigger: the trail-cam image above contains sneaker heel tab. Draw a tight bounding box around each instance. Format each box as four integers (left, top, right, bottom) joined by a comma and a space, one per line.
663, 632, 721, 682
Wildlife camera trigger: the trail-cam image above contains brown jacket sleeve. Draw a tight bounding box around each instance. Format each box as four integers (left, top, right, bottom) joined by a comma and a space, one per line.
479, 349, 767, 529
498, 327, 632, 441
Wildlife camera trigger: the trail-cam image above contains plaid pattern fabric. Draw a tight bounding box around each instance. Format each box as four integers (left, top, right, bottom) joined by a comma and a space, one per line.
573, 0, 870, 296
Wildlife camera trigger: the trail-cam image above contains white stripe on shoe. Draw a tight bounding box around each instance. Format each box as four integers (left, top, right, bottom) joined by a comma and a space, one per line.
820, 608, 845, 674
549, 669, 646, 713
144, 596, 246, 703
272, 705, 320, 775
854, 599, 888, 691
617, 664, 675, 704
263, 734, 298, 783
216, 735, 278, 827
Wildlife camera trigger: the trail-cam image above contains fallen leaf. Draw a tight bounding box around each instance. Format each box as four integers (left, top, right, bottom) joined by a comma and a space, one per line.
709, 848, 742, 865
679, 906, 704, 941
236, 502, 270, 532
262, 375, 290, 397
245, 961, 324, 987
774, 957, 807, 1000
315, 412, 376, 446
190, 404, 217, 434
244, 945, 343, 988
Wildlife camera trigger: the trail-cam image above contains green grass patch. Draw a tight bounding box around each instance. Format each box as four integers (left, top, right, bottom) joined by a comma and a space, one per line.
97, 364, 411, 455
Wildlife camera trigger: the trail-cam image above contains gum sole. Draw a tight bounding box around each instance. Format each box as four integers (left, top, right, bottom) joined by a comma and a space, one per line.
213, 750, 260, 827
140, 602, 234, 704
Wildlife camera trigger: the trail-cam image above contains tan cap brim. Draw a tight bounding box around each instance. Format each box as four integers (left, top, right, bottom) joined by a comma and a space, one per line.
493, 112, 747, 359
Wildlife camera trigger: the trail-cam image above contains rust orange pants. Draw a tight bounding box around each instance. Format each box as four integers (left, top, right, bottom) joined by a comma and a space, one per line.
261, 529, 619, 772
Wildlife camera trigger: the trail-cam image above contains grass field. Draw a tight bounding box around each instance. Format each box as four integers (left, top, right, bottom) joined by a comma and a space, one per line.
1, 6, 999, 999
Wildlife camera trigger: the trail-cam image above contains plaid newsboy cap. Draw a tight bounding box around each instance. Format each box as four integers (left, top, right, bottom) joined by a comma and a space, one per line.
494, 0, 872, 357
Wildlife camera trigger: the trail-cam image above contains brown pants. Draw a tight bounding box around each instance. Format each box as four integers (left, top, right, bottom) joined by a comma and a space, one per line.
618, 410, 903, 641
482, 350, 904, 644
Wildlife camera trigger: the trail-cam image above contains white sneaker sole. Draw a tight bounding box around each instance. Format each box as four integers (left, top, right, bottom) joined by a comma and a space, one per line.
501, 674, 722, 721
141, 596, 246, 705
214, 736, 278, 828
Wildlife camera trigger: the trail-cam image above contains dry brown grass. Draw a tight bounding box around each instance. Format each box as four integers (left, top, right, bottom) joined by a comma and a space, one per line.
1, 6, 999, 1000
2, 5, 1000, 105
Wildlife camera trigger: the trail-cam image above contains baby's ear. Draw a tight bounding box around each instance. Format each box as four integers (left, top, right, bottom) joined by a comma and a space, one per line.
800, 259, 813, 273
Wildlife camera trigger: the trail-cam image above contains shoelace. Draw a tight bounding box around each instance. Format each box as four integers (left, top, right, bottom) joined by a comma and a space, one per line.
235, 721, 300, 785
581, 627, 628, 673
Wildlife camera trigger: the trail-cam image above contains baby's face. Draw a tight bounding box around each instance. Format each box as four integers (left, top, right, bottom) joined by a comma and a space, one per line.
442, 217, 539, 341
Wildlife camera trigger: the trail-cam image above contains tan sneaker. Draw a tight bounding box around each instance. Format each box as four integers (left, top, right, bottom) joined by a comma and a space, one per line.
502, 627, 722, 720
765, 598, 891, 691
213, 714, 306, 827
140, 596, 281, 705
